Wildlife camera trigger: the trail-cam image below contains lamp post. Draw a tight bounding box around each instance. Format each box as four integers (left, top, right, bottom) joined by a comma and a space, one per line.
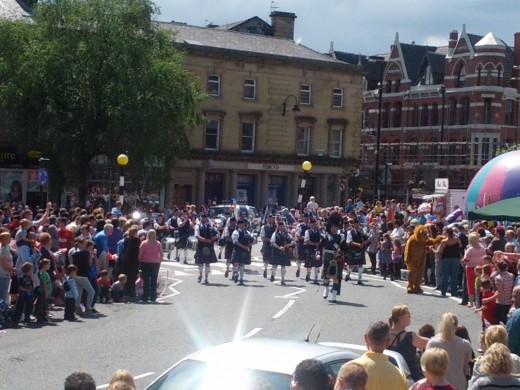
117, 154, 128, 205
282, 95, 301, 116
369, 56, 385, 201
298, 160, 312, 211
438, 84, 446, 143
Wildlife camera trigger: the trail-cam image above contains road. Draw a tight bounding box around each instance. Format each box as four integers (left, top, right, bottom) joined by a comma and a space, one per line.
0, 242, 483, 389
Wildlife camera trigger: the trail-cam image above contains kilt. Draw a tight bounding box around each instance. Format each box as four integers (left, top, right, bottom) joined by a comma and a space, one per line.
231, 247, 252, 265
261, 242, 273, 262
195, 244, 218, 264
271, 248, 291, 266
347, 250, 366, 266
304, 249, 322, 268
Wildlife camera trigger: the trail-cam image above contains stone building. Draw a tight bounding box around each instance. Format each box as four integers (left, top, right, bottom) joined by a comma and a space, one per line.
161, 12, 363, 209
333, 25, 520, 202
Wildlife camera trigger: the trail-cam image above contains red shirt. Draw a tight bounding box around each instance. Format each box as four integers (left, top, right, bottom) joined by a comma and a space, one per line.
57, 228, 74, 250
482, 290, 496, 326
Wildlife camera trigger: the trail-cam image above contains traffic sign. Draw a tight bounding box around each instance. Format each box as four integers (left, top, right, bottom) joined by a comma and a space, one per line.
38, 168, 48, 186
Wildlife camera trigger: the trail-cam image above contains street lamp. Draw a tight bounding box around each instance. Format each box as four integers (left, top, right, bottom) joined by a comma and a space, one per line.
282, 95, 301, 116
298, 160, 312, 211
369, 55, 386, 201
117, 153, 128, 204
438, 84, 446, 166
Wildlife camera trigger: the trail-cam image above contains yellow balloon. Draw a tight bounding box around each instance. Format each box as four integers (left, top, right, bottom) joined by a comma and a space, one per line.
117, 154, 129, 166
302, 161, 312, 171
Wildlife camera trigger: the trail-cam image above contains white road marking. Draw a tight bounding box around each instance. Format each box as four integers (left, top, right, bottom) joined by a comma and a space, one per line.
157, 277, 183, 300
96, 372, 155, 389
242, 327, 263, 338
272, 300, 295, 319
275, 287, 306, 299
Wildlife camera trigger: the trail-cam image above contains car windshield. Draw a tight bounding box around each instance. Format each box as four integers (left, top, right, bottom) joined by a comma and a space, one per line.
148, 360, 291, 390
209, 207, 230, 219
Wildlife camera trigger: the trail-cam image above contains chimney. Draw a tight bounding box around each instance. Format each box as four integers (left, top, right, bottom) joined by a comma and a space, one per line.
447, 29, 458, 57
513, 32, 520, 90
270, 11, 297, 40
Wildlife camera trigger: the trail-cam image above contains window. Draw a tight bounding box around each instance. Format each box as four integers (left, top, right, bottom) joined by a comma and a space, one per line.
385, 80, 392, 93
472, 133, 499, 165
486, 69, 492, 86
300, 84, 312, 105
497, 68, 502, 87
477, 67, 482, 86
394, 80, 401, 93
296, 126, 311, 155
241, 122, 255, 153
457, 65, 467, 88
460, 97, 470, 125
431, 103, 439, 126
329, 129, 342, 158
332, 88, 343, 108
411, 104, 419, 127
448, 98, 457, 126
421, 65, 433, 85
393, 102, 402, 127
484, 98, 492, 124
205, 120, 220, 150
421, 104, 429, 126
383, 103, 391, 128
207, 75, 220, 96
505, 100, 514, 125
244, 79, 256, 100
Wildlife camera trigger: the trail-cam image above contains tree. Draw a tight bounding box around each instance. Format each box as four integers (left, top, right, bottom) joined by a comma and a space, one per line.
0, 0, 205, 202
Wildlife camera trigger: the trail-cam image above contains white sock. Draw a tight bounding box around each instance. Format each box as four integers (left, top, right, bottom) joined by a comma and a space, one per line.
239, 266, 244, 279
323, 285, 329, 298
281, 266, 286, 279
205, 265, 210, 277
358, 267, 363, 280
332, 290, 337, 301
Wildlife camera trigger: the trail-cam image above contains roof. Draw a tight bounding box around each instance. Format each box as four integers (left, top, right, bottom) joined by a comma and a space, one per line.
0, 0, 31, 20
475, 32, 506, 47
399, 43, 438, 85
158, 21, 352, 68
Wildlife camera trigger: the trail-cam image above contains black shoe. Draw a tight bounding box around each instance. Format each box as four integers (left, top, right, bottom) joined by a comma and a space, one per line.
391, 276, 395, 281
263, 270, 267, 278
383, 275, 387, 280
357, 280, 364, 286
197, 275, 202, 283
305, 273, 310, 282
183, 260, 188, 264
270, 275, 274, 282
238, 280, 244, 286
296, 268, 300, 278
344, 273, 350, 282
233, 273, 238, 283
204, 278, 209, 285
224, 270, 229, 278
281, 280, 287, 286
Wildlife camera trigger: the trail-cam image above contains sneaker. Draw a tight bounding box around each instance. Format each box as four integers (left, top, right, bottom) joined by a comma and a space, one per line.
296, 268, 300, 278
270, 275, 275, 282
197, 275, 202, 283
263, 270, 267, 278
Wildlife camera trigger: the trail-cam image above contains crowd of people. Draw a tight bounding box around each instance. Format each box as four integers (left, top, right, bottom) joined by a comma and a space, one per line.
2, 195, 520, 389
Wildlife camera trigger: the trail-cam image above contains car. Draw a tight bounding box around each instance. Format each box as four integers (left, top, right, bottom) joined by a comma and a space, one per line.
318, 342, 415, 387
145, 338, 360, 390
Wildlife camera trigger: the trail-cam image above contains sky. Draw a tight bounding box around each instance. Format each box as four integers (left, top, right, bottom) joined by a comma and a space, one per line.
151, 0, 520, 55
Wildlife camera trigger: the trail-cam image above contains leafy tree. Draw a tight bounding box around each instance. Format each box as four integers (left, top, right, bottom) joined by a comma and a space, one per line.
0, 0, 205, 202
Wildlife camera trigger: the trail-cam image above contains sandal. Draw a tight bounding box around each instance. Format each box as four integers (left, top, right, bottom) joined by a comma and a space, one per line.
466, 303, 474, 308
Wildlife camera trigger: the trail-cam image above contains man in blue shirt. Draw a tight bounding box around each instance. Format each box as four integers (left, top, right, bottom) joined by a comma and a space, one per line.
95, 223, 113, 278
507, 286, 520, 356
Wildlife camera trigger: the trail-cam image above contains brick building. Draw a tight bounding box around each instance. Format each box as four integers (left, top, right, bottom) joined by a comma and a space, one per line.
333, 25, 520, 202
161, 12, 364, 209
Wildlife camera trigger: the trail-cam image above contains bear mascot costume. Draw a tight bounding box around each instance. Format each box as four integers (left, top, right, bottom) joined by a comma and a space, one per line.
404, 225, 444, 294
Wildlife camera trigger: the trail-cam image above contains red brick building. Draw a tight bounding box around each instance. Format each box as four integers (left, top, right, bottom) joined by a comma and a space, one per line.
333, 25, 520, 201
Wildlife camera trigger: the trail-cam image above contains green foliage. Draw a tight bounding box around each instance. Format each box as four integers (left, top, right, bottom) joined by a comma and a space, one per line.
496, 144, 520, 156
0, 0, 205, 199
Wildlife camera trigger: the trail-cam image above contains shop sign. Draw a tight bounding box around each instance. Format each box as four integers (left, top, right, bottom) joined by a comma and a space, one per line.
247, 163, 295, 172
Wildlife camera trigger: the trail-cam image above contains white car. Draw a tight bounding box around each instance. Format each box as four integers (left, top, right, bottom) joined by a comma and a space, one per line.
146, 338, 360, 390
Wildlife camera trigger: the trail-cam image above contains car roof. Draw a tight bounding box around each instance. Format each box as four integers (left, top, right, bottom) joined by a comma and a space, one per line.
184, 338, 360, 375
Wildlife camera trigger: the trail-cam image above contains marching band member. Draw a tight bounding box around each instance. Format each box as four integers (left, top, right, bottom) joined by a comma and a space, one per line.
194, 214, 219, 285
295, 213, 310, 279
270, 221, 294, 285
260, 215, 276, 279
304, 218, 322, 284
231, 219, 254, 286
346, 217, 370, 285
320, 214, 347, 303
223, 217, 237, 278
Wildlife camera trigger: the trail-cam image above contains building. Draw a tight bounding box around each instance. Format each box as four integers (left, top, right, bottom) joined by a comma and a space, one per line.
161, 11, 364, 209
333, 26, 520, 202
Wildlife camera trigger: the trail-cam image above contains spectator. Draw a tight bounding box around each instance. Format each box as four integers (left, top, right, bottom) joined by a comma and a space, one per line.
350, 320, 407, 390
291, 359, 333, 390
410, 347, 455, 390
507, 286, 520, 356
138, 229, 163, 303
334, 361, 367, 390
108, 369, 136, 389
468, 343, 520, 389
0, 231, 15, 303
64, 372, 96, 390
494, 259, 515, 325
426, 313, 473, 390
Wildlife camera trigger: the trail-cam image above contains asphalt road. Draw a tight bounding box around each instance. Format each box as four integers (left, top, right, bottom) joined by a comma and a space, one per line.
0, 243, 483, 390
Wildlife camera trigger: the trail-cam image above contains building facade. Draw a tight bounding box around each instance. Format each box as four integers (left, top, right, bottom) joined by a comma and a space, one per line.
336, 26, 520, 202
161, 12, 364, 209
